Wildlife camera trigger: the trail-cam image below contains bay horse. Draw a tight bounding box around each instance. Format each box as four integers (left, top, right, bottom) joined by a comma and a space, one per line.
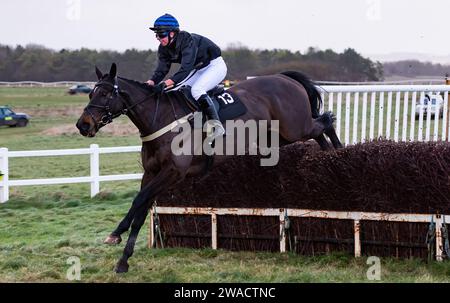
76, 63, 342, 273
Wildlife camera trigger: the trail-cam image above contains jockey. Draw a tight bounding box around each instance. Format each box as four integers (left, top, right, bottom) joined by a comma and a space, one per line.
146, 13, 227, 141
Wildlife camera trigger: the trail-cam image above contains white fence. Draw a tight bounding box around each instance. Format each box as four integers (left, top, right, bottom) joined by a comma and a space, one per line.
318, 85, 450, 146
1, 84, 450, 202
0, 81, 95, 87
317, 79, 445, 85
0, 144, 142, 203
1, 79, 445, 87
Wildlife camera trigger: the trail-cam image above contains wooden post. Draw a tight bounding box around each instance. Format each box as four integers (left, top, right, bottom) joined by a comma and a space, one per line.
211, 214, 218, 250
446, 75, 450, 141
148, 206, 155, 248
279, 209, 286, 253
436, 215, 444, 261
89, 144, 100, 197
0, 148, 9, 203
354, 220, 361, 257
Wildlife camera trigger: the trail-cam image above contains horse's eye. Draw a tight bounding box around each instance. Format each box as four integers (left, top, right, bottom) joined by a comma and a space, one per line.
102, 92, 107, 97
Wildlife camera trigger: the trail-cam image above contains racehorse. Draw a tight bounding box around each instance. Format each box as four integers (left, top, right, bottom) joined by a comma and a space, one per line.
76, 63, 342, 273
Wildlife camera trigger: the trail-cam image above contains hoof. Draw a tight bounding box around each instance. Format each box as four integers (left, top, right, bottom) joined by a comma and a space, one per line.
104, 234, 122, 245
115, 260, 129, 273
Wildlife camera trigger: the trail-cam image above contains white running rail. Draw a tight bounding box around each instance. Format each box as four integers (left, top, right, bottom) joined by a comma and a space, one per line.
318, 85, 450, 146
0, 144, 142, 203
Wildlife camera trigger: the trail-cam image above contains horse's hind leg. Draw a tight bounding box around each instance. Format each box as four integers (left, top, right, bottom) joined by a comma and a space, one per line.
324, 126, 343, 149
314, 134, 332, 151
310, 111, 343, 149
307, 113, 333, 151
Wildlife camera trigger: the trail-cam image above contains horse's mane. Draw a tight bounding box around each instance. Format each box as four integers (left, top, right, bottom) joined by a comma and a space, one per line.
118, 76, 154, 93
100, 73, 153, 93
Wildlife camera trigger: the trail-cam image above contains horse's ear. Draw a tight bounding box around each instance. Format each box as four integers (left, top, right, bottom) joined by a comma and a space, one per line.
95, 66, 103, 80
109, 63, 117, 78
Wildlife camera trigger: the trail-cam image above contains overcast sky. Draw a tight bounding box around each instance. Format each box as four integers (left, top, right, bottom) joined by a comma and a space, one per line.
1, 0, 450, 62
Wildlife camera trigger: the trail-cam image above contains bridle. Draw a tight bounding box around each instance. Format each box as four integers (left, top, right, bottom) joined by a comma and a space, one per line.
84, 77, 149, 131
83, 76, 180, 141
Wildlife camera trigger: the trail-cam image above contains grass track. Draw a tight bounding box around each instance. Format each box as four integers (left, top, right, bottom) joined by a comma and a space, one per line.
1, 87, 450, 282
2, 194, 450, 282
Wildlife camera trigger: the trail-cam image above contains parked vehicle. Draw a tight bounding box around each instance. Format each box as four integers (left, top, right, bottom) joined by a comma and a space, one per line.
415, 94, 444, 118
68, 84, 92, 95
0, 106, 30, 127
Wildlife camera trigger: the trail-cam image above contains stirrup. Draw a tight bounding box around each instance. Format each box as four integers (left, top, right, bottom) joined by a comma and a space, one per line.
205, 120, 225, 144
212, 123, 225, 138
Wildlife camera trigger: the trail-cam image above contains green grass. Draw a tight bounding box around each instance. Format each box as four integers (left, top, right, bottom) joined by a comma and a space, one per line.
0, 87, 87, 108
2, 194, 450, 282
1, 87, 450, 282
0, 86, 142, 199
0, 87, 140, 151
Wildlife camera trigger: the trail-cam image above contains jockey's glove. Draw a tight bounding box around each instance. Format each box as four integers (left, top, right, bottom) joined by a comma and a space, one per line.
153, 82, 167, 95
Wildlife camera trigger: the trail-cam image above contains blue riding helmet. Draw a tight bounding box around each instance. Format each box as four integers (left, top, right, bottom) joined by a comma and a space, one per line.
149, 13, 179, 33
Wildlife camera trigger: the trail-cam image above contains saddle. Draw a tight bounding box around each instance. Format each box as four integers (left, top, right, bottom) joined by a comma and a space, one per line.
165, 85, 247, 177
176, 85, 247, 123
179, 85, 225, 112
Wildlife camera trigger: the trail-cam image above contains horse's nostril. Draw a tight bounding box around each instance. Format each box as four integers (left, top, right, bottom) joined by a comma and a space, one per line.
76, 121, 90, 133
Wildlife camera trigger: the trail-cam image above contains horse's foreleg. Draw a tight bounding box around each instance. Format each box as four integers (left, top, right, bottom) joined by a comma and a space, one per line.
114, 167, 181, 273
104, 171, 155, 245
115, 202, 150, 273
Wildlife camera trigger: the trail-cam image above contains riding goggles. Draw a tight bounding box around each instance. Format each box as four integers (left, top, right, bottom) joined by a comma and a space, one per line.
155, 31, 169, 39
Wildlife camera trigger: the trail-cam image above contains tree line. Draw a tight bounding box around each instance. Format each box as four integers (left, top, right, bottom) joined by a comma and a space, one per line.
383, 60, 450, 78
0, 43, 383, 82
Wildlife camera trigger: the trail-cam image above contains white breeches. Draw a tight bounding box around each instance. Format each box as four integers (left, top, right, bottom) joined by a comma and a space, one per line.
173, 56, 227, 100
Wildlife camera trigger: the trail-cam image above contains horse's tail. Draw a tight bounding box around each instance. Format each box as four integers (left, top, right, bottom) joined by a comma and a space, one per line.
280, 71, 322, 118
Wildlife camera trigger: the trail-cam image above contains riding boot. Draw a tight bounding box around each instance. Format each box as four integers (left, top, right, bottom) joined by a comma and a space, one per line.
197, 94, 225, 142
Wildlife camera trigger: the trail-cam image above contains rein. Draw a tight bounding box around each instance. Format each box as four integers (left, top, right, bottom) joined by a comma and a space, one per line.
84, 77, 188, 143
142, 92, 196, 143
